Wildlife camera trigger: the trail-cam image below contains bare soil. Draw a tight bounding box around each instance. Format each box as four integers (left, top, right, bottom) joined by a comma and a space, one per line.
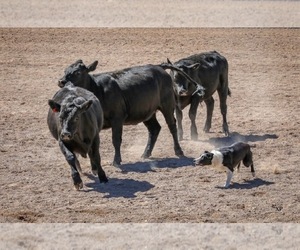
0, 28, 299, 223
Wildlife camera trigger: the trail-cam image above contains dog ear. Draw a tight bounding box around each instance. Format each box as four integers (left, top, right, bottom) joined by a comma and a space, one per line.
208, 153, 214, 160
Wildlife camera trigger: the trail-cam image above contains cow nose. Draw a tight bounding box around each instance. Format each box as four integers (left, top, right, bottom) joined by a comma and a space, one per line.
60, 132, 72, 140
58, 79, 67, 88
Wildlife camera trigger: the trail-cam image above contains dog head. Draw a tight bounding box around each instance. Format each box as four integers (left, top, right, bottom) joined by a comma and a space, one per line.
194, 151, 214, 166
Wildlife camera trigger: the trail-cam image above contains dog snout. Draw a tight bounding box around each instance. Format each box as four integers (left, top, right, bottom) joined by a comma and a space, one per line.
193, 157, 200, 165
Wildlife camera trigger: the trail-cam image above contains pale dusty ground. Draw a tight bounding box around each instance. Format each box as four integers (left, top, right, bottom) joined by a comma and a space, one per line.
0, 0, 299, 27
0, 0, 299, 248
0, 28, 299, 224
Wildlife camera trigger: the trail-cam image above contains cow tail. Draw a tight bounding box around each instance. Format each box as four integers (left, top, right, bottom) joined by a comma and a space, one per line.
228, 88, 231, 97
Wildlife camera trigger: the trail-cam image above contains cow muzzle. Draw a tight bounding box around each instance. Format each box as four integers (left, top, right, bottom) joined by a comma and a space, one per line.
60, 131, 72, 141
178, 89, 188, 96
58, 79, 67, 88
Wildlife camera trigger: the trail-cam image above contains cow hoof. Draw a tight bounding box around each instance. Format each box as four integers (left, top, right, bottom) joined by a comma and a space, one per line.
203, 128, 210, 133
74, 182, 83, 190
252, 172, 256, 177
92, 169, 98, 176
99, 177, 109, 183
175, 150, 185, 158
141, 153, 151, 159
223, 125, 229, 136
113, 161, 121, 168
224, 131, 230, 137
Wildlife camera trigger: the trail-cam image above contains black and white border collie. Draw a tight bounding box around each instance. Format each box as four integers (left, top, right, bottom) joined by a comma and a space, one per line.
194, 142, 255, 188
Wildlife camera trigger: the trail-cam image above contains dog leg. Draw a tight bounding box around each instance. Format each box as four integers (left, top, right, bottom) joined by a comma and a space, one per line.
224, 170, 233, 188
237, 162, 241, 173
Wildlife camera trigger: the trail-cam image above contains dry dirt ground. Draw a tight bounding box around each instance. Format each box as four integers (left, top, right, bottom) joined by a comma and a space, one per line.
0, 28, 299, 224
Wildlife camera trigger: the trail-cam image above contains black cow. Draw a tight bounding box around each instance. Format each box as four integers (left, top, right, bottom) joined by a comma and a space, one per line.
58, 60, 204, 167
168, 51, 231, 140
47, 83, 108, 190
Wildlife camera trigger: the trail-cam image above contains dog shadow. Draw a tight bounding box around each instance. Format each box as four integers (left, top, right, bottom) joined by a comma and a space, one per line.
207, 132, 278, 147
216, 178, 275, 190
82, 174, 154, 198
119, 157, 194, 173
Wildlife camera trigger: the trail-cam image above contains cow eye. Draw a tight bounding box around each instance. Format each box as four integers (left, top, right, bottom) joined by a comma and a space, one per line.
74, 70, 81, 76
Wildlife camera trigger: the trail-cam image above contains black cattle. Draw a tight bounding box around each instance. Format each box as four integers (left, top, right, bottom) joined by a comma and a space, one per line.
47, 83, 108, 190
58, 60, 205, 167
168, 51, 231, 140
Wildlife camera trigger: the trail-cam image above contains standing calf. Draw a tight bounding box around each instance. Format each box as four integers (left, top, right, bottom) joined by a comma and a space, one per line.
168, 51, 231, 140
47, 84, 108, 190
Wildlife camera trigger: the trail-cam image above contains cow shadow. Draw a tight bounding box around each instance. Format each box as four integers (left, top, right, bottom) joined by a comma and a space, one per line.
207, 132, 278, 147
119, 157, 194, 173
83, 174, 154, 198
216, 178, 275, 190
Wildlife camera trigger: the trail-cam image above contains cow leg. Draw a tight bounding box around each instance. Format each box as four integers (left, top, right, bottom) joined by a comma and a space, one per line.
88, 135, 108, 183
142, 114, 161, 159
111, 121, 123, 168
203, 96, 214, 133
58, 140, 83, 190
218, 89, 229, 136
175, 105, 184, 141
74, 154, 82, 173
189, 96, 200, 140
250, 164, 255, 177
162, 111, 184, 158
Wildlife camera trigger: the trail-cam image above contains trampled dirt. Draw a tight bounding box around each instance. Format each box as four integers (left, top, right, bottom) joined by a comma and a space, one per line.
0, 28, 299, 223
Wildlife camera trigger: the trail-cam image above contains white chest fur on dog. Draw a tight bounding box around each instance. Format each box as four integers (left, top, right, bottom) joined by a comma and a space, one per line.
211, 150, 227, 172
211, 150, 233, 188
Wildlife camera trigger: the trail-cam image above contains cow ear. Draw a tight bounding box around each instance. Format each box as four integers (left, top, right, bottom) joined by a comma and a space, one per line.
79, 100, 93, 111
167, 58, 173, 65
87, 61, 98, 72
75, 59, 83, 64
48, 100, 61, 113
204, 150, 210, 154
187, 63, 200, 70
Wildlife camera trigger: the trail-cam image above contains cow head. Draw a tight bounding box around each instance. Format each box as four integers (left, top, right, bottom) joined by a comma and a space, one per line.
168, 58, 200, 96
48, 97, 93, 141
58, 60, 98, 88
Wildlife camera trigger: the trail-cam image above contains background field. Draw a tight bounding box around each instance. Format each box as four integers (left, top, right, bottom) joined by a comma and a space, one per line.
0, 27, 299, 223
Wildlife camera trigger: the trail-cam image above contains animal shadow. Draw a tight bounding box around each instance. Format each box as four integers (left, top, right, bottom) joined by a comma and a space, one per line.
83, 174, 154, 198
207, 132, 278, 147
222, 178, 275, 190
120, 157, 194, 173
